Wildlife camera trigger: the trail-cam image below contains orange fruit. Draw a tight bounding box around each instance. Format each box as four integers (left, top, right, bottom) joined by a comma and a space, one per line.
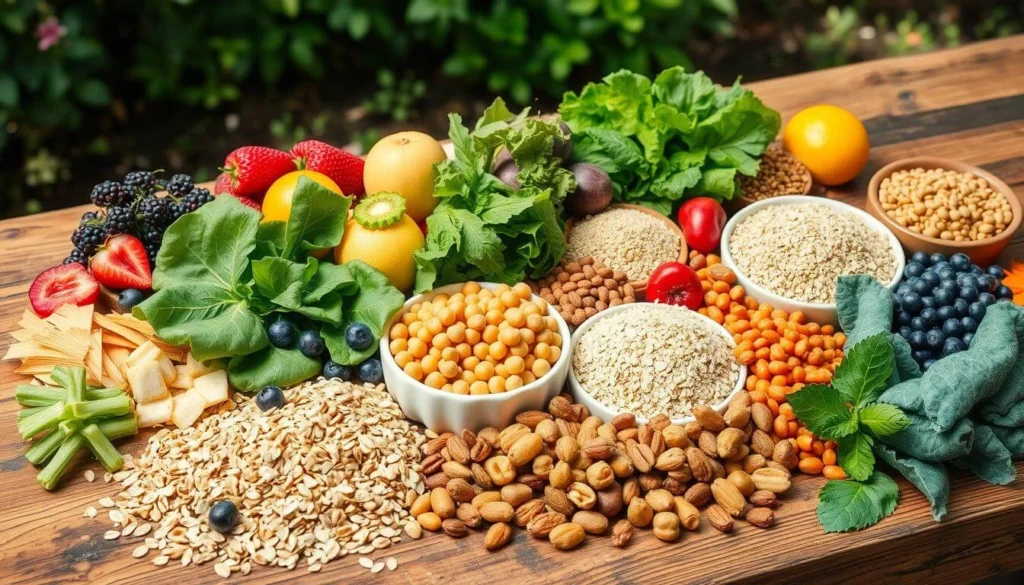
261, 170, 344, 223
782, 105, 870, 186
363, 131, 447, 222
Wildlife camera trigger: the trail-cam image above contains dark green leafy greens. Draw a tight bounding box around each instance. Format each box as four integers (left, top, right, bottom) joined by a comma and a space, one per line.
787, 332, 909, 533
136, 178, 404, 392
559, 67, 781, 215
414, 98, 576, 293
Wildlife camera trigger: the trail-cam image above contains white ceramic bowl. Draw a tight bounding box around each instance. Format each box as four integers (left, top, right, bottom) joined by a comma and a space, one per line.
568, 303, 747, 426
720, 195, 905, 325
380, 282, 572, 433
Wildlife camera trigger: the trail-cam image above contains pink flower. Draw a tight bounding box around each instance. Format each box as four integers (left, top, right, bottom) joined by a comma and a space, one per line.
35, 16, 67, 52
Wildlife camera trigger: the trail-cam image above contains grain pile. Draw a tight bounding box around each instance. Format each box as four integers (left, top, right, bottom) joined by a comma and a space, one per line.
565, 207, 680, 281
738, 148, 811, 201
90, 378, 425, 578
572, 304, 739, 419
728, 203, 897, 304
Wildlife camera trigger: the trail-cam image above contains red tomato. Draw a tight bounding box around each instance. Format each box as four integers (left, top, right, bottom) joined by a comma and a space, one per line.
645, 262, 703, 309
677, 197, 727, 254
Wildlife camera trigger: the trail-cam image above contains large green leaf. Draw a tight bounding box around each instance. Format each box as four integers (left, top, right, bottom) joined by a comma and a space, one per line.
251, 256, 318, 310
833, 332, 895, 408
786, 384, 857, 439
284, 176, 352, 258
323, 261, 405, 365
228, 346, 321, 393
838, 432, 876, 482
817, 471, 899, 533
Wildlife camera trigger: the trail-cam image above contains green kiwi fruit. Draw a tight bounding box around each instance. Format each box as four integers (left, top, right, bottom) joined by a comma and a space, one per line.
353, 192, 406, 229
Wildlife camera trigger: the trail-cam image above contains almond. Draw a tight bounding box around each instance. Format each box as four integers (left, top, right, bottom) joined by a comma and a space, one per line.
637, 424, 654, 445
750, 430, 776, 458
446, 435, 471, 464
582, 437, 616, 460
548, 395, 575, 421
518, 473, 546, 491
662, 425, 690, 449
446, 478, 476, 503
527, 512, 566, 538
654, 447, 687, 471
749, 490, 778, 508
471, 462, 493, 489
425, 435, 448, 456
684, 482, 712, 507
751, 402, 773, 432
516, 410, 552, 429
746, 506, 775, 528
555, 436, 580, 463
514, 499, 546, 527
470, 440, 493, 463
686, 447, 714, 483
706, 504, 734, 533
507, 433, 544, 467
698, 431, 719, 457
484, 522, 512, 550
610, 413, 636, 431
442, 518, 469, 538
626, 440, 655, 473
772, 440, 799, 470
611, 519, 633, 547
572, 510, 609, 535
425, 471, 450, 490
480, 501, 515, 523
500, 483, 534, 508
544, 485, 576, 516
693, 405, 726, 432
456, 503, 482, 528
751, 468, 792, 494
648, 429, 666, 457
442, 461, 473, 480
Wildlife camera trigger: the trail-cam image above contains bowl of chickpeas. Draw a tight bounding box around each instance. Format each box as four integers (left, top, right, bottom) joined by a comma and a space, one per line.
381, 281, 572, 432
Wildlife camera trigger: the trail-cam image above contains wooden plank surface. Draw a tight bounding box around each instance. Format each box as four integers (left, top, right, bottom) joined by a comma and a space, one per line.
2, 36, 1024, 585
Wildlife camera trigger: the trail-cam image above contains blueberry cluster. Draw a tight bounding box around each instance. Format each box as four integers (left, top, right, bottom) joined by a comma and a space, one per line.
65, 171, 214, 266
893, 251, 1012, 370
262, 319, 384, 392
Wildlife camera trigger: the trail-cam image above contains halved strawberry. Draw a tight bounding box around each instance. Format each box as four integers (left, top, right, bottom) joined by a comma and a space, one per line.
29, 264, 100, 317
90, 235, 153, 291
222, 146, 296, 197
291, 140, 364, 197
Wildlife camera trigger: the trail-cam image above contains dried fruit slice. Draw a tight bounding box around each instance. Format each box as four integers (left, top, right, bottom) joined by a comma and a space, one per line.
29, 264, 100, 317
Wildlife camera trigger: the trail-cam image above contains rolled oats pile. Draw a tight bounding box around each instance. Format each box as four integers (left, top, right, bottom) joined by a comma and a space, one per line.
565, 207, 680, 281
728, 203, 897, 304
89, 378, 425, 578
572, 304, 739, 419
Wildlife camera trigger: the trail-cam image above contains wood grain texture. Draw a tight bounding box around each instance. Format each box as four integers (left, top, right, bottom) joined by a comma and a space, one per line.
3, 36, 1024, 585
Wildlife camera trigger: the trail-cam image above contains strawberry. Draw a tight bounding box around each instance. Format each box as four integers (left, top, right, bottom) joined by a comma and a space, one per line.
291, 140, 364, 196
29, 264, 100, 317
90, 235, 153, 291
214, 172, 236, 196
215, 193, 264, 213
221, 146, 295, 197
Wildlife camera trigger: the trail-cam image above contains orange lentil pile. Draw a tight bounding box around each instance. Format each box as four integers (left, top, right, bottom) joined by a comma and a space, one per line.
688, 250, 848, 480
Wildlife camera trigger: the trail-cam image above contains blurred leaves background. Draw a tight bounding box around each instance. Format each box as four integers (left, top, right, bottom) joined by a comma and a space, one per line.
1, 0, 1021, 217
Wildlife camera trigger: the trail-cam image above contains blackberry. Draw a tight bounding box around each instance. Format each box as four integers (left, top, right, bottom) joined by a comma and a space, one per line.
104, 205, 137, 236
90, 180, 127, 208
124, 170, 158, 198
181, 187, 214, 213
165, 173, 195, 198
142, 226, 164, 245
166, 201, 187, 224
80, 211, 99, 226
138, 195, 170, 227
71, 223, 106, 255
63, 248, 89, 265
143, 239, 161, 265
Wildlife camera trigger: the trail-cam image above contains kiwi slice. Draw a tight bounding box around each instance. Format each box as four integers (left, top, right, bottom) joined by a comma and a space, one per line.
353, 192, 406, 229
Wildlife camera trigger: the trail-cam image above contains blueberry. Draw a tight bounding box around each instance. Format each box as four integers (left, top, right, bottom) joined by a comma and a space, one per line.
912, 349, 934, 364
267, 320, 295, 348
911, 251, 931, 265
897, 284, 910, 297
959, 285, 979, 303
898, 326, 914, 340
896, 310, 913, 326
911, 279, 932, 296
904, 262, 925, 278
920, 307, 939, 327
298, 330, 325, 358
909, 330, 928, 349
256, 385, 286, 411
933, 261, 951, 273
358, 358, 384, 384
117, 288, 145, 311
344, 322, 374, 351
900, 292, 923, 315
996, 284, 1014, 300
971, 265, 983, 275
934, 287, 955, 306
977, 275, 997, 292
921, 296, 937, 309
911, 316, 927, 333
956, 273, 977, 288
209, 500, 239, 533
942, 318, 963, 338
923, 359, 937, 371
968, 302, 987, 321
937, 305, 956, 322
942, 337, 966, 357
963, 332, 975, 347
930, 253, 947, 266
961, 316, 978, 333
950, 253, 972, 272
953, 298, 969, 317
987, 265, 1006, 278
920, 271, 940, 288
925, 328, 946, 350
978, 292, 996, 306
323, 360, 352, 380
937, 268, 956, 281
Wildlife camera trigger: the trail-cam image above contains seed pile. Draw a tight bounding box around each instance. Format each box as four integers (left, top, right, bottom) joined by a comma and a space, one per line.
878, 167, 1013, 241
738, 148, 811, 201
728, 203, 897, 304
529, 256, 636, 328
565, 207, 680, 281
89, 379, 425, 578
573, 304, 739, 420
417, 392, 795, 552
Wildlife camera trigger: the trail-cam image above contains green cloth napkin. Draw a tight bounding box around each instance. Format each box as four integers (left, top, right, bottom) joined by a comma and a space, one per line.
835, 276, 1024, 520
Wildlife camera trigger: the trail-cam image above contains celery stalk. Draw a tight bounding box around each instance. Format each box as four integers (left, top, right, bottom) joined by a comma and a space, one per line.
96, 415, 138, 440
18, 401, 68, 439
24, 428, 65, 466
64, 366, 87, 403
16, 385, 122, 407
69, 395, 131, 419
81, 424, 124, 473
59, 419, 84, 437
18, 405, 45, 422
50, 366, 71, 391
38, 433, 85, 491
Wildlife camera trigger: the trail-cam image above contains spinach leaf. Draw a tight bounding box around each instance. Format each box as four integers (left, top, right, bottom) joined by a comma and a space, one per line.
227, 346, 322, 393
304, 262, 357, 303
283, 176, 352, 258
323, 260, 405, 364
251, 256, 318, 310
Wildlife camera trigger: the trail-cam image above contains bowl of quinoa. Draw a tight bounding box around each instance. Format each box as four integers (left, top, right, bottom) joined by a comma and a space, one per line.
569, 303, 745, 424
721, 196, 904, 325
564, 204, 686, 296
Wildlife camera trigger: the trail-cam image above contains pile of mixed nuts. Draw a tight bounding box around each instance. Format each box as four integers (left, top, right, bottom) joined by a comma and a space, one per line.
410, 391, 795, 551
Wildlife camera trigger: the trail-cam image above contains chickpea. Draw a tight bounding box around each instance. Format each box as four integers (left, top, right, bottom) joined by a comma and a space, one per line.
465, 304, 483, 319
473, 343, 490, 361
500, 291, 518, 308
470, 381, 489, 395
403, 362, 424, 381
456, 343, 472, 359
461, 370, 476, 384
521, 371, 536, 384
489, 341, 508, 360
534, 342, 551, 360
531, 358, 551, 378
519, 328, 535, 345
512, 282, 533, 300
432, 332, 452, 350
462, 282, 481, 295
421, 354, 439, 375
390, 322, 409, 340
447, 323, 466, 344
498, 327, 521, 347
416, 326, 432, 343
488, 376, 506, 393
408, 338, 428, 358
505, 375, 524, 391
495, 364, 509, 379
509, 341, 530, 358
522, 302, 543, 317
526, 313, 545, 332
389, 338, 408, 355
505, 355, 526, 375
439, 359, 460, 379
465, 328, 481, 345
474, 361, 495, 381
466, 313, 486, 331
549, 346, 561, 363
505, 307, 526, 328
452, 380, 470, 395
425, 371, 446, 389
394, 351, 413, 368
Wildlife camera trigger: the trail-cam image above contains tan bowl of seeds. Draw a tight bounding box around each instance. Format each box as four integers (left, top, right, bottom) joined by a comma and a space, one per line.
867, 157, 1021, 267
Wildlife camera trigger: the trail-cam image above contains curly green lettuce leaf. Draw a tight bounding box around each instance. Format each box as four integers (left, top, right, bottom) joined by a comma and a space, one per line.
322, 261, 405, 365
817, 471, 899, 533
228, 346, 322, 393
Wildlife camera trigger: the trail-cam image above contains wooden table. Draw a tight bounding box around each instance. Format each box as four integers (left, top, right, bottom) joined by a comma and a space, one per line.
2, 36, 1024, 585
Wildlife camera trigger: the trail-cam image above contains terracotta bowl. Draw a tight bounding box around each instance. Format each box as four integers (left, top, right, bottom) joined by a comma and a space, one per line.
564, 203, 687, 297
867, 157, 1022, 267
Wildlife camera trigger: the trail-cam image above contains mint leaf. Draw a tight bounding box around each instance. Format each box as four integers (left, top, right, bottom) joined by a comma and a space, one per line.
786, 384, 857, 439
228, 346, 321, 393
817, 471, 899, 533
838, 432, 876, 481
833, 332, 895, 407
134, 284, 268, 361
251, 256, 318, 310
284, 176, 352, 258
322, 261, 405, 365
154, 196, 261, 292
859, 403, 910, 437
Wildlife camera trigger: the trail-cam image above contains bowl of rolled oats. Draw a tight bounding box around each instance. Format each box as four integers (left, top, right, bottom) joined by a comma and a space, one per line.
720, 195, 905, 325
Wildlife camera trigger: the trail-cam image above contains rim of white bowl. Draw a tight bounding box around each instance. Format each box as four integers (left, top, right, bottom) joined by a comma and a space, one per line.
379, 282, 572, 403
720, 195, 906, 310
568, 302, 748, 425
